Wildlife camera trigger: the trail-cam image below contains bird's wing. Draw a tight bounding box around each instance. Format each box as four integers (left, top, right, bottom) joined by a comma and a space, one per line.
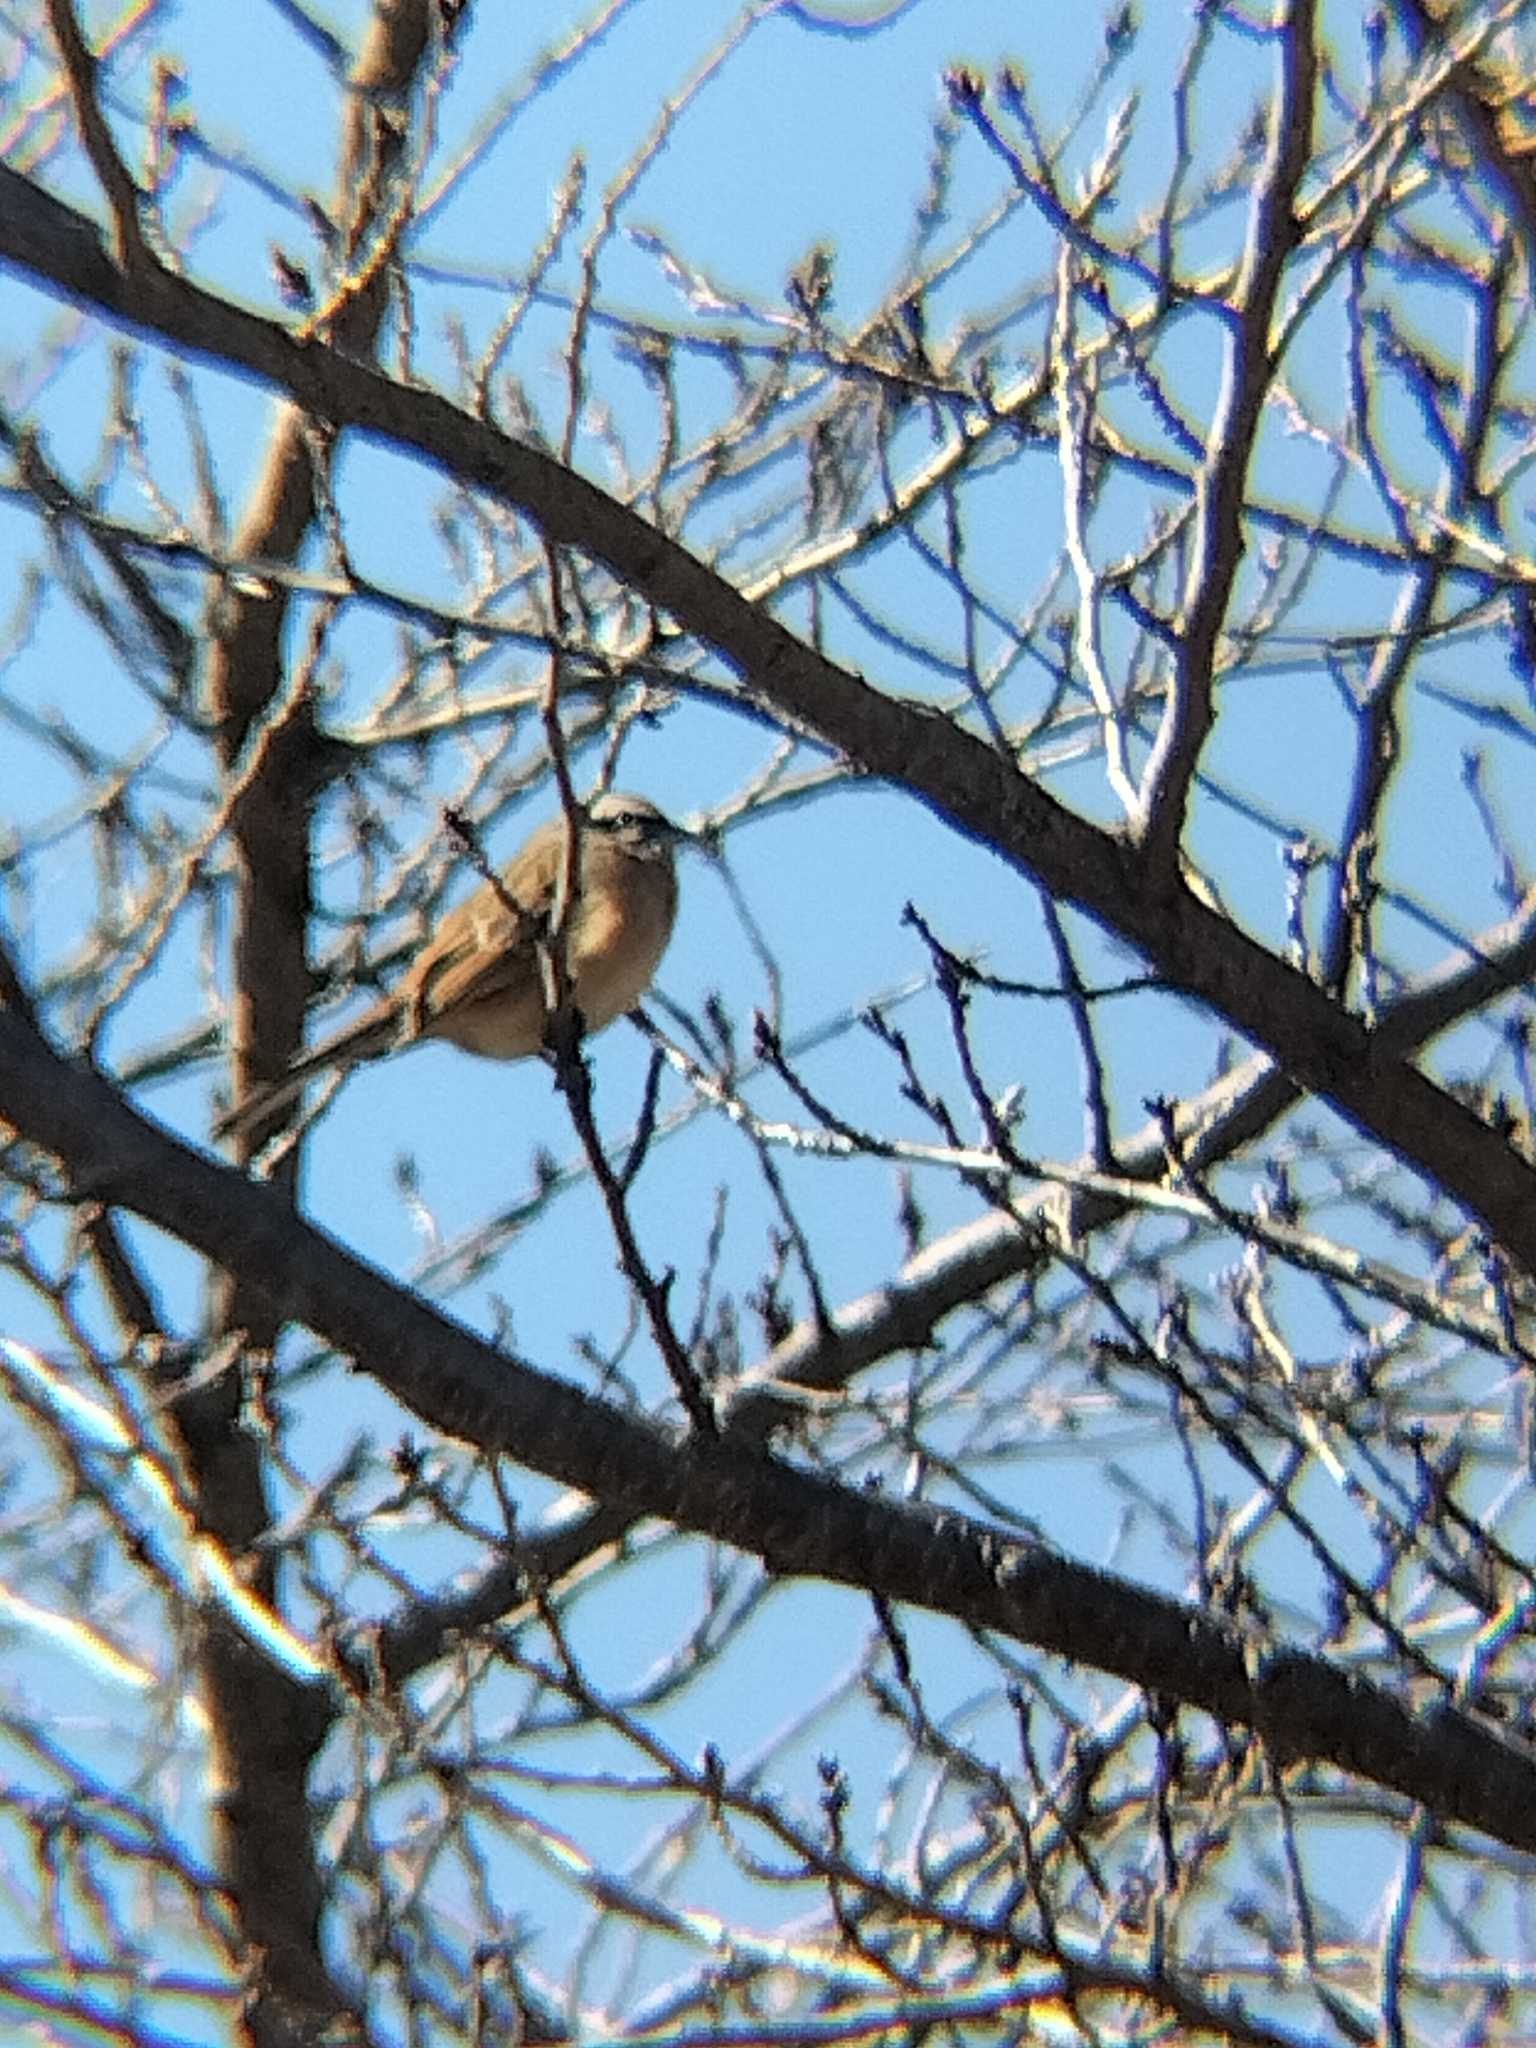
408, 824, 566, 1024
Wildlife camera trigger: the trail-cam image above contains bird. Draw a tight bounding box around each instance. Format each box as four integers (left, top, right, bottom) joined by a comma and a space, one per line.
217, 792, 690, 1139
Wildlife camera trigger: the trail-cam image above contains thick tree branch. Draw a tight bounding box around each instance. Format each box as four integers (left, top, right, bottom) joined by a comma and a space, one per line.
112, 6, 443, 2041
2, 164, 1531, 1275
0, 989, 1532, 1858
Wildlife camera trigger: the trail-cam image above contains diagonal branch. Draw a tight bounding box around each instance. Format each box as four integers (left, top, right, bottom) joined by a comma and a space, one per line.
1139, 0, 1317, 868
1, 166, 1534, 1271
0, 983, 1533, 1859
42, 0, 152, 271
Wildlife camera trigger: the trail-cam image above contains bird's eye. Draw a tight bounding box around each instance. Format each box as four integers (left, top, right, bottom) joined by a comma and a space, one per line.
593, 804, 668, 839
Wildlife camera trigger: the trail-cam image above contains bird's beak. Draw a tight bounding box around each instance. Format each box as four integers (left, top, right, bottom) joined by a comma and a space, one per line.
674, 817, 716, 855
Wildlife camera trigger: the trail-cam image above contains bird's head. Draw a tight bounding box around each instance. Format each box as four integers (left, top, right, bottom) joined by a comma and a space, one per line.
584, 791, 694, 859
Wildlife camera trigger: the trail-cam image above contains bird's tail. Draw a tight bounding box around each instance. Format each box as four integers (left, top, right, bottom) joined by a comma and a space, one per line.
213, 999, 400, 1143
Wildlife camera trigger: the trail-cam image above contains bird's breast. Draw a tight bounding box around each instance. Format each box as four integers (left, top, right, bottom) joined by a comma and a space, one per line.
567, 858, 678, 1030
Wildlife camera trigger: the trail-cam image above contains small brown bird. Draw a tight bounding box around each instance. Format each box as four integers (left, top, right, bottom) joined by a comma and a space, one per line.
219, 792, 689, 1138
